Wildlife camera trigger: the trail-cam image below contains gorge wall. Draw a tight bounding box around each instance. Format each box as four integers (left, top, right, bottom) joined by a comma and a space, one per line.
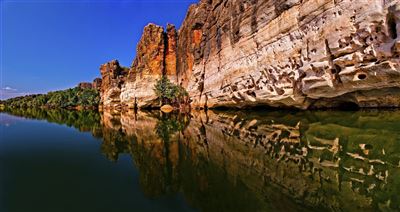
100, 0, 400, 110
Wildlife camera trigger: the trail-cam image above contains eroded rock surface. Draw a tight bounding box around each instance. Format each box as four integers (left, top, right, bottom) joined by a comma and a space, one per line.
118, 24, 179, 109
100, 60, 127, 109
100, 0, 400, 109
92, 78, 102, 91
77, 82, 93, 89
121, 24, 165, 109
178, 0, 400, 109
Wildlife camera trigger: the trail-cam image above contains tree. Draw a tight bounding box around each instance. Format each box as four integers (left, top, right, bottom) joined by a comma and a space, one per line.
3, 87, 100, 109
153, 76, 188, 106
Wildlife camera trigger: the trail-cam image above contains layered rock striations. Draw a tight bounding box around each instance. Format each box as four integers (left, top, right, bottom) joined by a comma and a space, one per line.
121, 24, 165, 109
178, 0, 400, 109
104, 23, 179, 109
100, 0, 400, 109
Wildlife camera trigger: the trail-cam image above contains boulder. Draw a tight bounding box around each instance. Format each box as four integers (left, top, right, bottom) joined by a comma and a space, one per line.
160, 104, 174, 113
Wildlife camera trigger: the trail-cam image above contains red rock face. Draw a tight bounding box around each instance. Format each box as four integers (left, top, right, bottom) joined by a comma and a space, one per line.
99, 60, 127, 109
176, 1, 210, 88
100, 0, 400, 110
165, 24, 178, 83
120, 24, 167, 109
131, 23, 165, 77
119, 23, 179, 109
92, 78, 102, 90
78, 82, 93, 89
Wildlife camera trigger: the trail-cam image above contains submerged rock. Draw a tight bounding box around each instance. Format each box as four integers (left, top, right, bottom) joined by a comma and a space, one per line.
160, 105, 174, 113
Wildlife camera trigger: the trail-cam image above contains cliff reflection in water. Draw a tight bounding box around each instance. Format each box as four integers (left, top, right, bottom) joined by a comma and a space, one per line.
4, 108, 400, 211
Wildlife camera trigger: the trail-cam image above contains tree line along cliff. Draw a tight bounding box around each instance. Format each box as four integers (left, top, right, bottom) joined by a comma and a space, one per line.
98, 0, 400, 110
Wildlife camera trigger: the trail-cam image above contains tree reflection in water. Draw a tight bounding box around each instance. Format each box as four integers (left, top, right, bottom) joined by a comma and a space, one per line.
4, 108, 400, 211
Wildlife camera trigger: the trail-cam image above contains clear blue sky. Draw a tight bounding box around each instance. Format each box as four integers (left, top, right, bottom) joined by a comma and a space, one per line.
0, 0, 198, 99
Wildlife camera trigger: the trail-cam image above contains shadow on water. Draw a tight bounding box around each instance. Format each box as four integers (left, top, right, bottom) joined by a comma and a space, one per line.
2, 107, 400, 211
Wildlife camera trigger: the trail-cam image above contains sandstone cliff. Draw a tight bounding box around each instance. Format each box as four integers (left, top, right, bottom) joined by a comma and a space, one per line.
119, 24, 178, 109
100, 0, 400, 109
92, 78, 102, 90
99, 60, 128, 109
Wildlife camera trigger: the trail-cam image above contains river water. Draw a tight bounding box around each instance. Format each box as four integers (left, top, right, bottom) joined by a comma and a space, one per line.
1, 108, 400, 211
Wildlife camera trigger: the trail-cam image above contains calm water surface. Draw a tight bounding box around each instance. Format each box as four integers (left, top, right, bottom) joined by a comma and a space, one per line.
1, 108, 400, 212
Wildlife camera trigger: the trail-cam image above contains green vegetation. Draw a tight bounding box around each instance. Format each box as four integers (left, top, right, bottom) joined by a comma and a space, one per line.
153, 76, 189, 106
155, 112, 190, 142
3, 107, 102, 134
1, 87, 100, 109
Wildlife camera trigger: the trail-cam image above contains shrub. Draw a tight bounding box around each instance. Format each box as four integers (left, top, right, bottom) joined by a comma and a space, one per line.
153, 76, 188, 105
